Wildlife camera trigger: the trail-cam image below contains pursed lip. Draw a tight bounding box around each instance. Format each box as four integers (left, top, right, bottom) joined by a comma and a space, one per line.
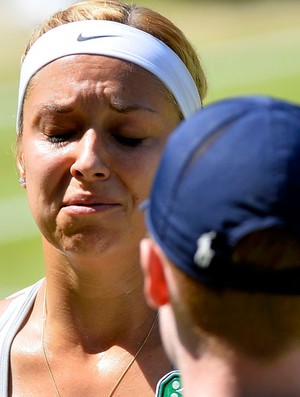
62, 194, 122, 213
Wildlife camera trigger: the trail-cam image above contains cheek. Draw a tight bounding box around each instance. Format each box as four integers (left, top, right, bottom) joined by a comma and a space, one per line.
22, 139, 70, 192
24, 134, 67, 166
121, 146, 166, 203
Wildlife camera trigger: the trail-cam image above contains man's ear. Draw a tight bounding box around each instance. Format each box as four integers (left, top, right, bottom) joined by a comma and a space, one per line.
140, 238, 170, 309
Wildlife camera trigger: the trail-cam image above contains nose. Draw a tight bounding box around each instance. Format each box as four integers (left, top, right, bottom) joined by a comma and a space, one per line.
70, 129, 110, 182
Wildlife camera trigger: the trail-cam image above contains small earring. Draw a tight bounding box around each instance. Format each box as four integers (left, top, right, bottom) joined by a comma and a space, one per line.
19, 177, 26, 188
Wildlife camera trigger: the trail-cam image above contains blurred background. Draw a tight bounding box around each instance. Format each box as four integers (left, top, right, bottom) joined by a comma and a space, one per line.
1, 0, 300, 297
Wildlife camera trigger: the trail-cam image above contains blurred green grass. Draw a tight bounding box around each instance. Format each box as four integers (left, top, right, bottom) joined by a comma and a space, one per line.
1, 0, 300, 297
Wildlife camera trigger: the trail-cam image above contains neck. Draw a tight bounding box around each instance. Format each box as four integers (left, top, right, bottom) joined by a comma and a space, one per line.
180, 345, 300, 397
43, 241, 154, 352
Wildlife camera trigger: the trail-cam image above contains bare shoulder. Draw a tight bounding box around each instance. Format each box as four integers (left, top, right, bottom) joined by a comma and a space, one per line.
0, 280, 43, 319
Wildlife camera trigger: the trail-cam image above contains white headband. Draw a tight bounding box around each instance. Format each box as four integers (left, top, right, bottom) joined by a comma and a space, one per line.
16, 20, 201, 131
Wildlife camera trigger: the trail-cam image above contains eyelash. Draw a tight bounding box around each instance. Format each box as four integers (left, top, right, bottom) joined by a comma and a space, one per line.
114, 135, 145, 147
44, 130, 76, 144
44, 129, 145, 147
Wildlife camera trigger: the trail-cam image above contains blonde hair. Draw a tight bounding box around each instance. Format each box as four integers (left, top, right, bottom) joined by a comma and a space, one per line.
22, 0, 207, 102
171, 229, 300, 361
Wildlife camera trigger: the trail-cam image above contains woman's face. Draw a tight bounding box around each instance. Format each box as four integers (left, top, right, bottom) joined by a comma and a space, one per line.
19, 55, 180, 262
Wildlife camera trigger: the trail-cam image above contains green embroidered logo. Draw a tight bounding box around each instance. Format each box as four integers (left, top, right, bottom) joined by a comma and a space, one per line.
156, 371, 183, 397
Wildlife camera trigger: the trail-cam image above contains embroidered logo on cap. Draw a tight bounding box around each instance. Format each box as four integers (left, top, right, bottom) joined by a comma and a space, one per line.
194, 231, 217, 268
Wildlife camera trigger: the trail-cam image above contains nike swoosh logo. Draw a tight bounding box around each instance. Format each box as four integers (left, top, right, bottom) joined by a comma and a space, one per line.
77, 33, 120, 42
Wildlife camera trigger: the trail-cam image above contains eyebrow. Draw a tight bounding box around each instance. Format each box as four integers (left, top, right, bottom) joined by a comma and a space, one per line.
36, 104, 74, 115
35, 100, 156, 117
109, 99, 156, 114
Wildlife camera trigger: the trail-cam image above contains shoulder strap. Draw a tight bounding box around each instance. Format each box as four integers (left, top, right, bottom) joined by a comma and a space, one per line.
0, 279, 44, 396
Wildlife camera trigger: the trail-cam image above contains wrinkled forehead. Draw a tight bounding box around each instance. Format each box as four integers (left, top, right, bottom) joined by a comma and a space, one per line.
22, 54, 177, 118
26, 53, 169, 96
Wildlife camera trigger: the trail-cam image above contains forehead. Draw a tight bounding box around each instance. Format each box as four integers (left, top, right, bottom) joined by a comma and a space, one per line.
25, 54, 169, 105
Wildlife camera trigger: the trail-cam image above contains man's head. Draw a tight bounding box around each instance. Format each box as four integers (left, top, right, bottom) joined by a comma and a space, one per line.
140, 96, 300, 364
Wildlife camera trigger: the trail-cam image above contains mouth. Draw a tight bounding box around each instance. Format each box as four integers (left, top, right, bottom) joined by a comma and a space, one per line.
62, 195, 122, 214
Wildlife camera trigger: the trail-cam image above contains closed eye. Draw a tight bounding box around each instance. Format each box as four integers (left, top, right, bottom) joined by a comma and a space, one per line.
45, 131, 76, 144
114, 135, 145, 147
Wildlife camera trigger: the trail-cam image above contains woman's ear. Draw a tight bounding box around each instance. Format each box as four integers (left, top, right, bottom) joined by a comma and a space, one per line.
17, 150, 26, 188
140, 238, 170, 309
17, 150, 25, 177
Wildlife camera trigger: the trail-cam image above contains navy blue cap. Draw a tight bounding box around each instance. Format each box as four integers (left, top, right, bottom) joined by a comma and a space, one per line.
145, 96, 300, 294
